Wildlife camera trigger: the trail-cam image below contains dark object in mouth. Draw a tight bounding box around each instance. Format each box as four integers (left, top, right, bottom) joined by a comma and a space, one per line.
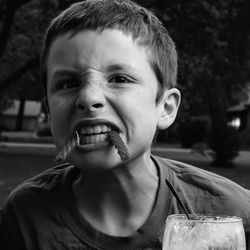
108, 130, 129, 161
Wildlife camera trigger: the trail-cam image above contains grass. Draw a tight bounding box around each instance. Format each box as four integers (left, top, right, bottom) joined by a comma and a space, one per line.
0, 145, 250, 208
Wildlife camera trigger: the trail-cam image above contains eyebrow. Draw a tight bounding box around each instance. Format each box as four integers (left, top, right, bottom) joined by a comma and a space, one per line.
106, 63, 136, 73
50, 63, 137, 80
51, 69, 80, 78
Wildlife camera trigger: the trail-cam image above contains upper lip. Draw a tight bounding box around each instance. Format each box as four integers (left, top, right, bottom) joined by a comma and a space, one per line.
73, 119, 120, 134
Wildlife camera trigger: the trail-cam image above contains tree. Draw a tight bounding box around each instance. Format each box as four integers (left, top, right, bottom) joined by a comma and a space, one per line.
0, 0, 77, 129
147, 1, 250, 145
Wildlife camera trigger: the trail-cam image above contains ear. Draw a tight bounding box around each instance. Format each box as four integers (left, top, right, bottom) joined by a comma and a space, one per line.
157, 88, 181, 130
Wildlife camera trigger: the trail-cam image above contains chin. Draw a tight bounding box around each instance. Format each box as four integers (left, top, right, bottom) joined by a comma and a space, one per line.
68, 149, 122, 172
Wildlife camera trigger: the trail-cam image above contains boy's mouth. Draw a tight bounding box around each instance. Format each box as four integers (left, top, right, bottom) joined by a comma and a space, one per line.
54, 123, 129, 162
77, 124, 112, 145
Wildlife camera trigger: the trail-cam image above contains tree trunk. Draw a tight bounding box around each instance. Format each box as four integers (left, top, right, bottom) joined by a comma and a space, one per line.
15, 97, 25, 131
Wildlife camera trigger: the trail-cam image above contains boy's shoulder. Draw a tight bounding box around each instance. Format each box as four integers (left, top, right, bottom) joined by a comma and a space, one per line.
20, 163, 73, 188
155, 155, 249, 195
6, 163, 75, 206
156, 157, 250, 204
153, 155, 250, 222
154, 155, 240, 190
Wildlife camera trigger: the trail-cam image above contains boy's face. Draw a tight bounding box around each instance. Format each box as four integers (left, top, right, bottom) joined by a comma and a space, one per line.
46, 29, 176, 171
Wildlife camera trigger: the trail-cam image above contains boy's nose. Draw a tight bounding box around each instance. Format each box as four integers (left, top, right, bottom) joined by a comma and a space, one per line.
75, 82, 105, 112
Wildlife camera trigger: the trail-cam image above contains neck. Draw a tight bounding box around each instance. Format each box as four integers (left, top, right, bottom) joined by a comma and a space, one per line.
72, 155, 159, 236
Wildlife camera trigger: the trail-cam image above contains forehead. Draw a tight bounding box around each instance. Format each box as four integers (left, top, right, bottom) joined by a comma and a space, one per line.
46, 29, 154, 77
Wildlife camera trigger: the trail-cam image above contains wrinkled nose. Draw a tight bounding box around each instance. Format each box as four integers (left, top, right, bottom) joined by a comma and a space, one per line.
76, 81, 105, 111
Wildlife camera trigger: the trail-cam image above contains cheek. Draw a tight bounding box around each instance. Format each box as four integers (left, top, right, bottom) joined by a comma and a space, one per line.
49, 96, 73, 117
49, 98, 66, 122
48, 97, 72, 143
121, 92, 158, 135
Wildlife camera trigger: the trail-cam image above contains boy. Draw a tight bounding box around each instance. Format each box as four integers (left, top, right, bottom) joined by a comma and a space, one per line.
1, 0, 250, 249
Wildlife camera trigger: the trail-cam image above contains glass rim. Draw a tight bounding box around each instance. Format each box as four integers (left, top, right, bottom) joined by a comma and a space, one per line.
167, 214, 243, 223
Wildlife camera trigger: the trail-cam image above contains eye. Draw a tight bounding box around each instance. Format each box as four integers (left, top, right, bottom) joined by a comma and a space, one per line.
58, 79, 81, 90
108, 75, 134, 84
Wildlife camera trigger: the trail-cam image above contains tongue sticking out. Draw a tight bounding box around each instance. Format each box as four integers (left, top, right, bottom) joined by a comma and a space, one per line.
53, 130, 129, 163
107, 131, 129, 161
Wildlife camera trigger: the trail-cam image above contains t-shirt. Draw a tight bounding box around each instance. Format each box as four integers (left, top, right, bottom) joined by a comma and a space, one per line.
1, 155, 250, 249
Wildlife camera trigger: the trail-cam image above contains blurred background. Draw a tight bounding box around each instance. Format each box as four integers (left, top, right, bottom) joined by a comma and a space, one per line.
0, 0, 250, 206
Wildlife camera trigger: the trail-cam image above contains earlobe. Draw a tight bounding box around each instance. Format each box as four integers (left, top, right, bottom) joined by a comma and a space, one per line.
157, 88, 181, 130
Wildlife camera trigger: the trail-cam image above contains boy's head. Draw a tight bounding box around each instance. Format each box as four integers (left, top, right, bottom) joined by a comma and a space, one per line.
42, 0, 180, 170
41, 0, 178, 102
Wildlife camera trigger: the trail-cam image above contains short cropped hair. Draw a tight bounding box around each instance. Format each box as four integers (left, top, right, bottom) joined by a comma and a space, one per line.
40, 0, 177, 102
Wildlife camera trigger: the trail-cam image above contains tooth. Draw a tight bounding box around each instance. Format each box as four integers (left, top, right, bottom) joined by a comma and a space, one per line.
99, 134, 106, 141
85, 136, 91, 144
101, 125, 108, 133
94, 126, 101, 134
81, 137, 87, 144
93, 135, 98, 142
87, 127, 94, 134
81, 127, 87, 134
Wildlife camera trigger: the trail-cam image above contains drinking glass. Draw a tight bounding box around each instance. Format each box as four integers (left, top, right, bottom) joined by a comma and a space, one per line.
163, 214, 246, 250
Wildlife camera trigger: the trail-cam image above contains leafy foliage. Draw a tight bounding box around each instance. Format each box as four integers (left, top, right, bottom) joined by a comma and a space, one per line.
209, 123, 241, 166
179, 117, 210, 148
151, 0, 249, 164
0, 0, 79, 100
